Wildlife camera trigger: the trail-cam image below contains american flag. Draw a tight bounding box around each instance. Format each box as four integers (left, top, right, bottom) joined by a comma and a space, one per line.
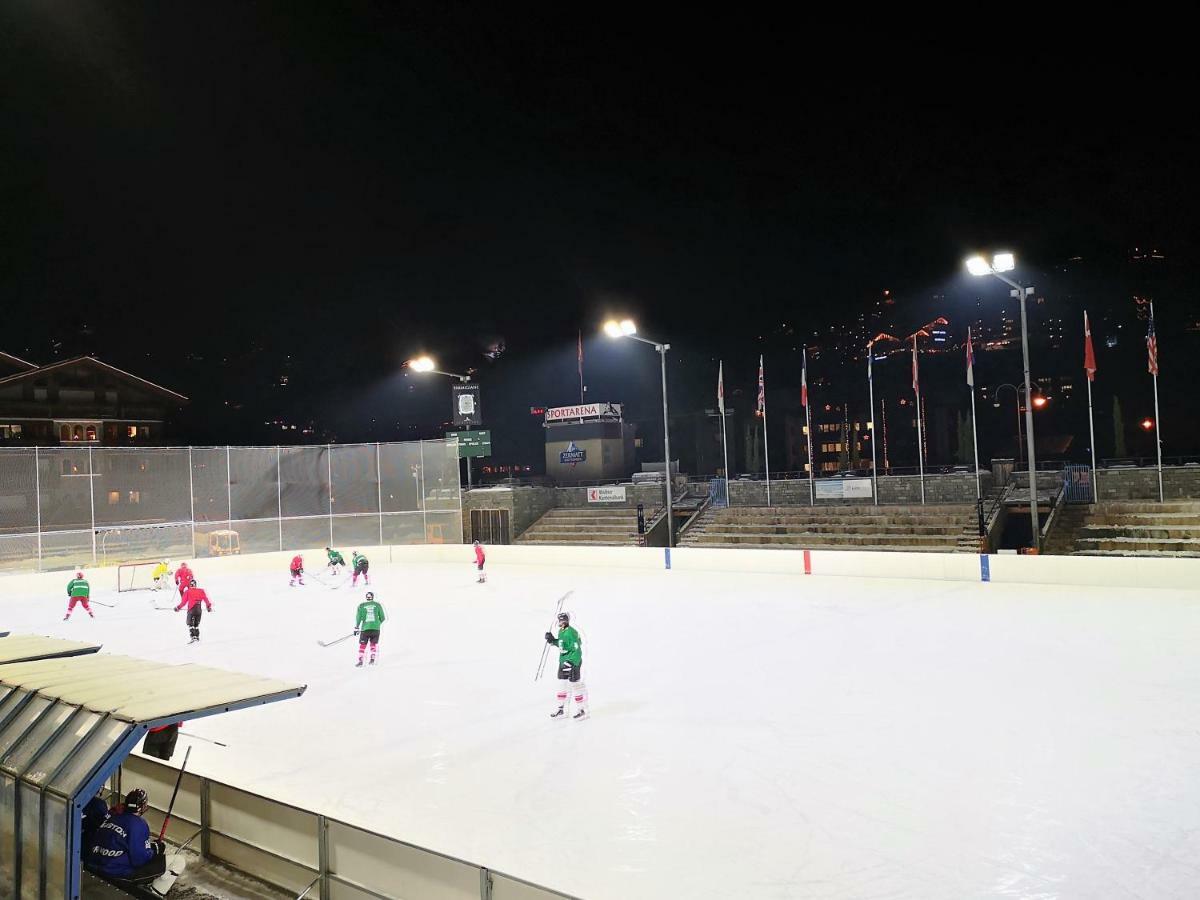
1083, 311, 1097, 382
965, 327, 975, 388
1146, 303, 1159, 376
717, 361, 725, 414
801, 348, 808, 408
911, 334, 920, 393
756, 355, 765, 417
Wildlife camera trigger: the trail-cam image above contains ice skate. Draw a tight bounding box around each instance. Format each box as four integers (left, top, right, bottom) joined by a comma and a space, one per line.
62, 613, 70, 621
573, 709, 588, 720
369, 657, 376, 666
355, 659, 363, 668
550, 707, 565, 719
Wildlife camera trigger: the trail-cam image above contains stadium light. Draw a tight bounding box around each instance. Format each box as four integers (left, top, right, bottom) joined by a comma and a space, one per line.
965, 255, 992, 277
600, 318, 675, 547
991, 252, 1015, 272
1141, 418, 1154, 431
406, 356, 436, 373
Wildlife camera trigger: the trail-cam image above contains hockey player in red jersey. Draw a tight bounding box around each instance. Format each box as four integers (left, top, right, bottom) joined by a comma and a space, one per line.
175, 579, 212, 643
289, 554, 304, 586
473, 540, 486, 583
173, 562, 194, 597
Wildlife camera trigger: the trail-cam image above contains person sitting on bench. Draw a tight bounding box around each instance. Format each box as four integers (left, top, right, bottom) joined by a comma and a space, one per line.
86, 787, 167, 884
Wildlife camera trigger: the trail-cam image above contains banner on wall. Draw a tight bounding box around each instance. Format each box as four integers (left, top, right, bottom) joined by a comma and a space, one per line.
815, 479, 874, 500
587, 486, 626, 503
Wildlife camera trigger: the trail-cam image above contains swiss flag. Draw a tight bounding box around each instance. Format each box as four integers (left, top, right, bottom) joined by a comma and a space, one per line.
1083, 311, 1097, 382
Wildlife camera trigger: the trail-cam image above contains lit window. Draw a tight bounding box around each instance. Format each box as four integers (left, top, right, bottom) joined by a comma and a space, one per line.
107, 491, 120, 505
127, 426, 137, 438
128, 491, 140, 504
73, 425, 83, 441
85, 425, 96, 441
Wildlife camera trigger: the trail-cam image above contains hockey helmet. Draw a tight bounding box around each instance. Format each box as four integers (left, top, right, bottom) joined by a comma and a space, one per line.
75, 571, 83, 578
557, 611, 570, 627
189, 578, 197, 587
365, 591, 375, 601
125, 788, 149, 815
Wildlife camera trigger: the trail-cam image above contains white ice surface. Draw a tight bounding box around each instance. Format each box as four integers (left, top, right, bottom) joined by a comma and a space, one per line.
6, 560, 1200, 899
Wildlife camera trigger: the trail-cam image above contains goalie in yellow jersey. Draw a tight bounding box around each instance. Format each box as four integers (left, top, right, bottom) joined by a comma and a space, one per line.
151, 561, 172, 591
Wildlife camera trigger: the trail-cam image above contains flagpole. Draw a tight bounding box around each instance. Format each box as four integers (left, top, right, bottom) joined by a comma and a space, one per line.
867, 345, 878, 505
759, 355, 771, 506
1153, 372, 1163, 502
913, 335, 925, 504
578, 331, 585, 405
1084, 311, 1099, 504
805, 394, 815, 506
719, 361, 730, 504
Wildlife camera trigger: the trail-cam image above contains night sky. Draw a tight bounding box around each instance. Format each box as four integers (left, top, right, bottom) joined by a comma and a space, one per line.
3, 5, 1195, 464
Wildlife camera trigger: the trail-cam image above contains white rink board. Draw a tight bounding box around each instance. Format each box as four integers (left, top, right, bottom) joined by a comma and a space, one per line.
4, 548, 1200, 899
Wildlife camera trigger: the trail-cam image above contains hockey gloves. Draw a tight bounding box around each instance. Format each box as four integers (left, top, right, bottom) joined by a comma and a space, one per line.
544, 632, 557, 645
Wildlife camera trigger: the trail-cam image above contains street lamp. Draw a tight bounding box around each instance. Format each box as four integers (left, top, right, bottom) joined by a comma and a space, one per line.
603, 318, 674, 547
967, 251, 1041, 550
406, 355, 475, 488
994, 383, 1046, 466
405, 356, 471, 383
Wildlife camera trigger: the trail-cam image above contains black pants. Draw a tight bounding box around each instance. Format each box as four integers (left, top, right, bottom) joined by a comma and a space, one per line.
88, 854, 166, 885
142, 724, 180, 761
187, 605, 202, 639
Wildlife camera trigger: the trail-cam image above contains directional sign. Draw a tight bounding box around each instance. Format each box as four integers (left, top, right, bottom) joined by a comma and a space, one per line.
446, 430, 492, 459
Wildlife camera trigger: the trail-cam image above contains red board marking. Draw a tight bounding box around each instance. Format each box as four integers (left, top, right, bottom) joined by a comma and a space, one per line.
803, 549, 812, 575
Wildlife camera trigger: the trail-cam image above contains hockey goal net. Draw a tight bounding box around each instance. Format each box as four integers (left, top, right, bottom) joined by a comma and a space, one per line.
117, 560, 172, 593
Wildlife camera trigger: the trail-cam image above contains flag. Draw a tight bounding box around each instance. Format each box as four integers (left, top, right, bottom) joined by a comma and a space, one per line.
756, 355, 765, 416
1083, 311, 1097, 382
965, 327, 975, 388
577, 331, 583, 379
801, 348, 809, 407
1146, 303, 1159, 376
867, 344, 873, 385
911, 334, 920, 393
717, 361, 725, 414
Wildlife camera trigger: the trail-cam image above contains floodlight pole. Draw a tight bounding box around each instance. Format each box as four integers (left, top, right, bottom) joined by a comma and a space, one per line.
628, 333, 674, 547
990, 273, 1040, 550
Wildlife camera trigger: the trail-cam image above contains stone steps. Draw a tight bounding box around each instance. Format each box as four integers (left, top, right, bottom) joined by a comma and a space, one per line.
1075, 537, 1200, 553
705, 516, 975, 528
686, 532, 968, 547
1080, 525, 1200, 540
687, 541, 962, 553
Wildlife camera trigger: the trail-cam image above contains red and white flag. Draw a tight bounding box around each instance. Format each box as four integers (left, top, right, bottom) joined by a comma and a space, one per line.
1083, 311, 1097, 382
577, 331, 583, 379
1146, 303, 1159, 376
717, 361, 725, 414
756, 355, 766, 417
911, 334, 920, 394
801, 348, 809, 408
965, 327, 975, 388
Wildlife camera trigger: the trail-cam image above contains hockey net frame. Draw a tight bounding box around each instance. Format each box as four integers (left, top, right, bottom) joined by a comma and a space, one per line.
117, 559, 172, 593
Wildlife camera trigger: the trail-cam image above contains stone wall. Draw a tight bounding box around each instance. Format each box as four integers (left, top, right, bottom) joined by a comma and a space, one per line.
1010, 465, 1200, 501
462, 483, 665, 540
551, 484, 667, 510
727, 472, 992, 507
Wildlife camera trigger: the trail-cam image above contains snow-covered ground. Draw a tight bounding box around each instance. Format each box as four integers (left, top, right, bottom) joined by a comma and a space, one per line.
6, 557, 1200, 899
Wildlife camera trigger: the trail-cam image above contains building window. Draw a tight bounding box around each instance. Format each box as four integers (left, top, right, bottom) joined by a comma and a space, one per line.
72, 425, 83, 441
128, 491, 140, 504
0, 424, 22, 439
127, 426, 138, 439
85, 425, 96, 441
60, 424, 70, 442
139, 426, 149, 438
108, 491, 120, 505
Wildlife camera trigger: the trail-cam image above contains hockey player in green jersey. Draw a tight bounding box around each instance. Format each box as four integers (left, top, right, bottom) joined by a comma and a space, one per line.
64, 571, 94, 621
545, 611, 586, 719
325, 547, 346, 576
351, 551, 369, 587
354, 591, 386, 667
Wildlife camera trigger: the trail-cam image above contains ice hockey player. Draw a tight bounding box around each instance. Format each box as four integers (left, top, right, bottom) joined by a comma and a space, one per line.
151, 560, 171, 591
80, 790, 110, 856
325, 547, 346, 575
86, 787, 168, 885
289, 553, 305, 586
64, 571, 94, 621
353, 590, 386, 667
173, 561, 194, 597
545, 612, 586, 720
473, 540, 486, 583
351, 551, 370, 587
175, 579, 212, 643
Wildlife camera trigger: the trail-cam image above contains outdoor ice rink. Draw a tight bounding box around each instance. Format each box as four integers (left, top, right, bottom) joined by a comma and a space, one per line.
5, 553, 1200, 899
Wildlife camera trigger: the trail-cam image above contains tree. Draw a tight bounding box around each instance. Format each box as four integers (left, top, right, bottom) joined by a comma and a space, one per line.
850, 422, 861, 469
1112, 395, 1127, 457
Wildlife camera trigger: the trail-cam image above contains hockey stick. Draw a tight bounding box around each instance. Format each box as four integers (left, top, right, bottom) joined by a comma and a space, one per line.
88, 600, 116, 608
178, 730, 227, 748
535, 591, 573, 681
158, 745, 192, 840
317, 632, 356, 648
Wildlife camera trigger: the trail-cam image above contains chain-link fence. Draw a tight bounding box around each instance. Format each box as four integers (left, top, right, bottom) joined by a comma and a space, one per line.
0, 440, 462, 573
